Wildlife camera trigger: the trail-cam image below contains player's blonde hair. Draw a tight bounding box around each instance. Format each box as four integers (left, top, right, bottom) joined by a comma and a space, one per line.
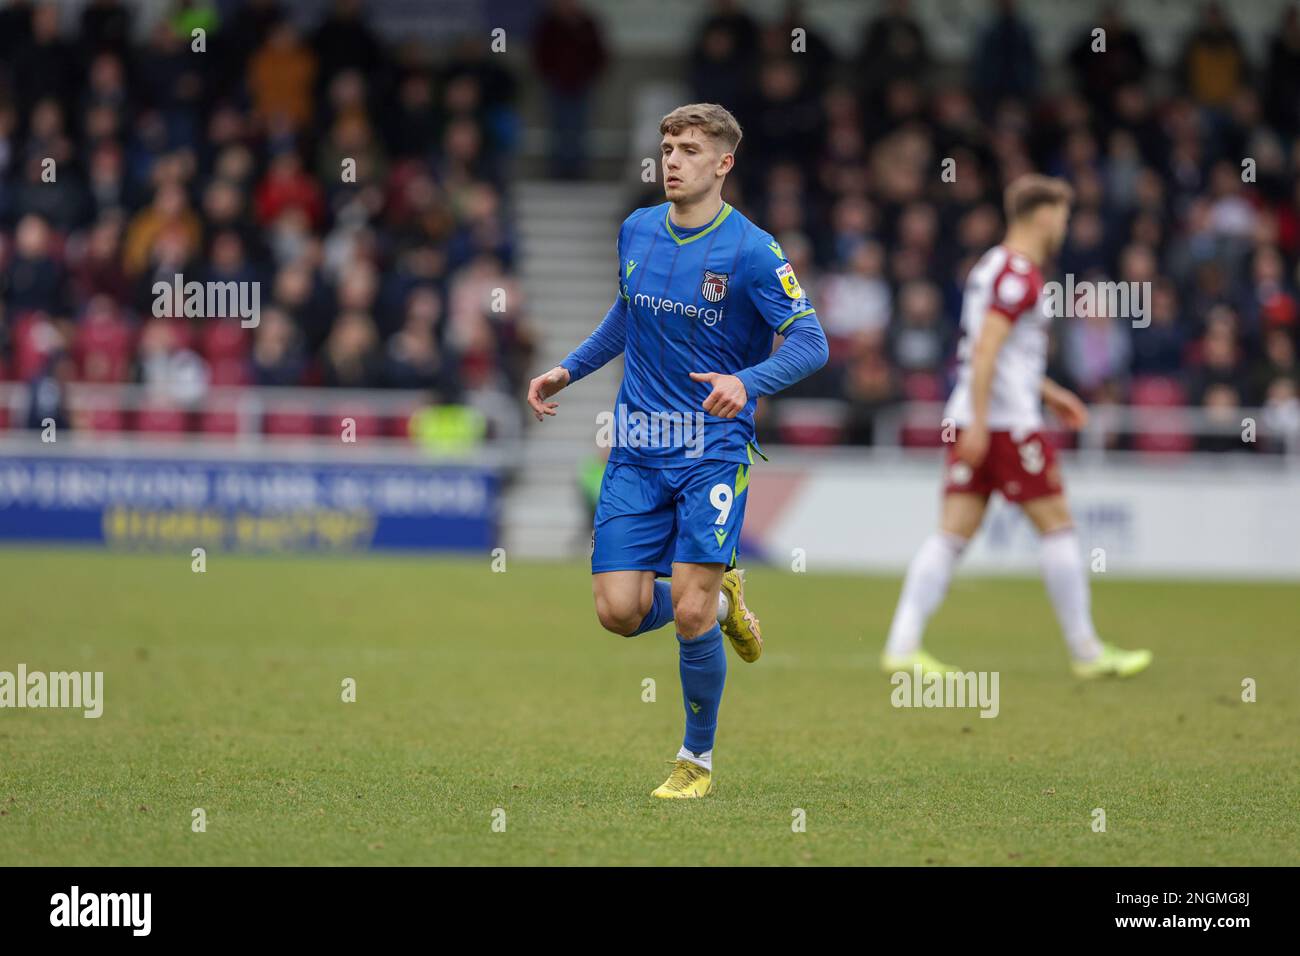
659, 103, 743, 153
1004, 174, 1074, 222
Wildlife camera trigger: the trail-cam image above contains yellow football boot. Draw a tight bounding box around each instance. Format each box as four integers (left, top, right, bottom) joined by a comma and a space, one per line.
719, 568, 762, 662
651, 759, 714, 799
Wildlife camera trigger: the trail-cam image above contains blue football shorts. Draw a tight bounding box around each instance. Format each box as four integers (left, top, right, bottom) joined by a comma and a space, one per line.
590, 458, 752, 577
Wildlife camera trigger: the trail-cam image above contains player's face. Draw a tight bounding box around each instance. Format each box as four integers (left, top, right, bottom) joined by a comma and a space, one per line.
661, 128, 732, 204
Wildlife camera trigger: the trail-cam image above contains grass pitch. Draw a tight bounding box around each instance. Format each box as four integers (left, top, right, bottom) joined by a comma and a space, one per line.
1, 548, 1296, 866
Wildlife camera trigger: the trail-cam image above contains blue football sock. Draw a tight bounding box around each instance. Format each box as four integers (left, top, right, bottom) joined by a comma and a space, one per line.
630, 579, 674, 636
678, 625, 726, 753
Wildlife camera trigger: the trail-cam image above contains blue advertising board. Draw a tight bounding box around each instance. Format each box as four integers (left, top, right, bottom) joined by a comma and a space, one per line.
0, 454, 498, 552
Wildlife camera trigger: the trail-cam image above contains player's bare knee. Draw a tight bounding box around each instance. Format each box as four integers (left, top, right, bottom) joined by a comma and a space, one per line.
594, 597, 642, 636
672, 594, 714, 637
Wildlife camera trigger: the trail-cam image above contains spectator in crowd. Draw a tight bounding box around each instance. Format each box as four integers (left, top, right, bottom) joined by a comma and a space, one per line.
1264, 5, 1300, 139
70, 215, 131, 306
6, 214, 65, 313
857, 0, 929, 112
1062, 280, 1133, 399
818, 240, 892, 359
1130, 280, 1187, 376
383, 288, 461, 399
251, 306, 306, 386
25, 350, 75, 432
311, 0, 385, 94
1252, 324, 1298, 402
138, 315, 207, 403
889, 280, 949, 374
320, 310, 382, 389
772, 2, 835, 92
246, 20, 317, 135
532, 0, 607, 180
843, 343, 902, 446
1260, 377, 1300, 452
1068, 4, 1149, 121
1180, 2, 1248, 109
970, 0, 1038, 116
122, 181, 202, 277
1187, 308, 1248, 403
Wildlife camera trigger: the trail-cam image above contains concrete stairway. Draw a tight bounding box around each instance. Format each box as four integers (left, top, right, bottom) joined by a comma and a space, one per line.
501, 180, 629, 559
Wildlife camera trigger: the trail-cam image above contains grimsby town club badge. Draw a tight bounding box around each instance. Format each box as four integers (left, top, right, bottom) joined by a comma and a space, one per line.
701, 271, 729, 303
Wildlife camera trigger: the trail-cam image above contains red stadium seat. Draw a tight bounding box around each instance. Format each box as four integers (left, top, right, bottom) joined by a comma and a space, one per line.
201, 320, 251, 362
263, 407, 316, 436
386, 409, 421, 438
1130, 376, 1193, 454
779, 421, 845, 445
902, 371, 944, 402
86, 406, 126, 433
12, 311, 64, 381
199, 410, 241, 435
777, 400, 846, 446
135, 403, 188, 434
208, 358, 250, 386
900, 424, 944, 448
153, 317, 196, 352
75, 309, 134, 382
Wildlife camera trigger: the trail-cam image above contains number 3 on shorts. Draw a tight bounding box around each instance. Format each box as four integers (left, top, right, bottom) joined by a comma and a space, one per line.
1019, 438, 1045, 475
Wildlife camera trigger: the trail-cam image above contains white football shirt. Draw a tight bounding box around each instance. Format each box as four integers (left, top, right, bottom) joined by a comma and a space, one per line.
944, 245, 1049, 431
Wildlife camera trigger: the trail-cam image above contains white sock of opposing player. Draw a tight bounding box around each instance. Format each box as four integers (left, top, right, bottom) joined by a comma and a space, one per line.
716, 591, 728, 624
884, 532, 967, 657
1039, 527, 1103, 661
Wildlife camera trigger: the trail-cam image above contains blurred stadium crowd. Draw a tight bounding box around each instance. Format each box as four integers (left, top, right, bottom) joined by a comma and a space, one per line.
1, 0, 1298, 452
0, 0, 531, 437
672, 0, 1300, 452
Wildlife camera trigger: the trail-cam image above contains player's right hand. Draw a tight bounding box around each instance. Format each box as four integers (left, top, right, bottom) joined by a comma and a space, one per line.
955, 423, 990, 468
526, 366, 571, 421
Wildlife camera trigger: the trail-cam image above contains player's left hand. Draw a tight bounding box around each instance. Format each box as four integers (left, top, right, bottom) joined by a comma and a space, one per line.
1045, 385, 1089, 430
689, 371, 747, 419
526, 366, 570, 421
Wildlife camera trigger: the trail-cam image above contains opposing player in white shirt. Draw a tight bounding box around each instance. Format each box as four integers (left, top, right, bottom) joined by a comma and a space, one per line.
882, 175, 1152, 679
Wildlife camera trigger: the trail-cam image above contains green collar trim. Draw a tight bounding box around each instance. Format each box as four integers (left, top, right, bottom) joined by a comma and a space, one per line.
665, 202, 731, 246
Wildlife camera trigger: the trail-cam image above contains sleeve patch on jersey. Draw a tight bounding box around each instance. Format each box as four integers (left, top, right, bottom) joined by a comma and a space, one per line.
994, 272, 1028, 309
775, 262, 804, 299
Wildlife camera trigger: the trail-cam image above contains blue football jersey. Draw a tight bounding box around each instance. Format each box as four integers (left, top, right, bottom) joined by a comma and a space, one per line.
609, 201, 817, 466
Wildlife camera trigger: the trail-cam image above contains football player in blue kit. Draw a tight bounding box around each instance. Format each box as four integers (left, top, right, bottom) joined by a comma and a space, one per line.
526, 103, 829, 798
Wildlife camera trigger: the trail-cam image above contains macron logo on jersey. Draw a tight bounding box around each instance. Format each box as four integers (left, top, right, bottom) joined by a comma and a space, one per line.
632, 292, 724, 327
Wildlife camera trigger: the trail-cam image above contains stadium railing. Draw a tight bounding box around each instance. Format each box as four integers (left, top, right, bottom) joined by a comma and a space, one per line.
0, 382, 523, 450
773, 399, 1300, 460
